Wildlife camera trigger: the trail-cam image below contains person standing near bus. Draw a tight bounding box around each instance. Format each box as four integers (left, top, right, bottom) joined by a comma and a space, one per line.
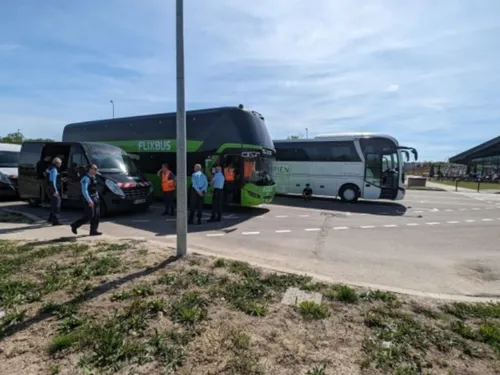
157, 163, 176, 216
208, 165, 224, 222
224, 163, 235, 203
70, 164, 102, 236
46, 157, 62, 226
188, 164, 208, 225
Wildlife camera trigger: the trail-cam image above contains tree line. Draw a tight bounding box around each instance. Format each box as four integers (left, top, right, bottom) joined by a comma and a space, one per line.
0, 131, 54, 144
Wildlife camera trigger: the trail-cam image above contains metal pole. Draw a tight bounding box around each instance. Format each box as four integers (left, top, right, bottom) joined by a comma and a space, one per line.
110, 100, 114, 118
305, 128, 308, 139
175, 0, 187, 257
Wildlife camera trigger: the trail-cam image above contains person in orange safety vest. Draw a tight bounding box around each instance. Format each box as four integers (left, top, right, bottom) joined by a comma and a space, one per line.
157, 163, 176, 216
223, 164, 235, 203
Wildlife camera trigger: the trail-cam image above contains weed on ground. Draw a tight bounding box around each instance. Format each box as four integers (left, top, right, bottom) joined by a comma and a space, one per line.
0, 239, 499, 375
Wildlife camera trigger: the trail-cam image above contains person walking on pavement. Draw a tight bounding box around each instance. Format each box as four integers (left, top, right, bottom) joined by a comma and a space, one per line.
208, 165, 225, 222
188, 164, 208, 225
157, 163, 176, 216
70, 164, 102, 236
46, 157, 62, 226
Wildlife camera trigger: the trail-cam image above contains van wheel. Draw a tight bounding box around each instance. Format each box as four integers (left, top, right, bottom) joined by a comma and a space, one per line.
339, 184, 360, 202
28, 198, 41, 207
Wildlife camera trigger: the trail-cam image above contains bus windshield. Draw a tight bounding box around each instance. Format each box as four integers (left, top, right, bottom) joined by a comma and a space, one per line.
245, 155, 275, 186
0, 151, 20, 168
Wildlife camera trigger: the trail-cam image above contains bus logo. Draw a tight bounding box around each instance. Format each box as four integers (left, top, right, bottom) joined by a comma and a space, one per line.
241, 151, 260, 158
138, 140, 171, 152
273, 165, 290, 173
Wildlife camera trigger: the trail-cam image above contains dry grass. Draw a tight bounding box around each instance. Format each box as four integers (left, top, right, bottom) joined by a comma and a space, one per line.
0, 238, 499, 375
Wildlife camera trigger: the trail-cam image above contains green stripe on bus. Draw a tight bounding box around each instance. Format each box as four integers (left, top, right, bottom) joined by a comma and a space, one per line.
102, 140, 203, 153
215, 143, 263, 154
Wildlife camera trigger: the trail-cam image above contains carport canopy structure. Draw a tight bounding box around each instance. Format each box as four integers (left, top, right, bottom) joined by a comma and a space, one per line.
449, 135, 500, 171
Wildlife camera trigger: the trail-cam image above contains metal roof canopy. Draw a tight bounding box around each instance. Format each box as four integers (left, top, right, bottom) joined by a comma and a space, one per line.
449, 135, 500, 164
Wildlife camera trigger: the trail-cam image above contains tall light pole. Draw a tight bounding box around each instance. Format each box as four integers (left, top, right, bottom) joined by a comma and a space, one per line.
175, 0, 187, 257
305, 128, 308, 139
110, 100, 115, 118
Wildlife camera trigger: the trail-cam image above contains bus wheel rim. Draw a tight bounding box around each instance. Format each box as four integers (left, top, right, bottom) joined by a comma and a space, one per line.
344, 189, 355, 201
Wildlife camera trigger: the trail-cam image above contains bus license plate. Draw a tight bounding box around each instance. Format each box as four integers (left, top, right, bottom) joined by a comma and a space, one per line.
134, 199, 146, 204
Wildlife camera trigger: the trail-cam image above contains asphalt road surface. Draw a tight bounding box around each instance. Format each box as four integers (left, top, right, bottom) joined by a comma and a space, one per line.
1, 190, 500, 299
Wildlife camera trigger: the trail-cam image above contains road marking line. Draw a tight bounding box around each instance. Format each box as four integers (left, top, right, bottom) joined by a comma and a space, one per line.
465, 220, 475, 223
298, 214, 310, 217
206, 233, 224, 237
360, 225, 375, 229
334, 226, 348, 230
415, 211, 424, 213
459, 208, 467, 211
481, 218, 493, 222
472, 208, 480, 211
275, 229, 291, 233
305, 228, 321, 231
426, 222, 440, 225
406, 223, 419, 226
383, 224, 398, 228
446, 221, 459, 224
164, 235, 176, 239
276, 215, 288, 218
445, 209, 453, 212
242, 231, 260, 235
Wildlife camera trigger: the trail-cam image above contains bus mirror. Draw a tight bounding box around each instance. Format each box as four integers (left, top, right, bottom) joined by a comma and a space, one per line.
412, 149, 418, 161
402, 151, 409, 161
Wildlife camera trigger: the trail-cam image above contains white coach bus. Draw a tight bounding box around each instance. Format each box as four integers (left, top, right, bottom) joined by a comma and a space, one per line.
272, 133, 417, 202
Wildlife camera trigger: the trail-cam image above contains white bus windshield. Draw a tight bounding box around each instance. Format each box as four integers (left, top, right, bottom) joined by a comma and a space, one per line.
0, 151, 20, 168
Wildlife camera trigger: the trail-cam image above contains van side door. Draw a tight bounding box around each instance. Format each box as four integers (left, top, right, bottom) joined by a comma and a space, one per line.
67, 145, 89, 206
18, 143, 44, 200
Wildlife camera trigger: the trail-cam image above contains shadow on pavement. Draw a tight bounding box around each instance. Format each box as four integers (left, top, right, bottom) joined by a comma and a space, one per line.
1, 253, 180, 339
0, 201, 269, 237
270, 195, 408, 216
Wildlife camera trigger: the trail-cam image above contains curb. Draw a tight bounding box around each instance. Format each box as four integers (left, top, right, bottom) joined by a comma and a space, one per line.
0, 208, 45, 223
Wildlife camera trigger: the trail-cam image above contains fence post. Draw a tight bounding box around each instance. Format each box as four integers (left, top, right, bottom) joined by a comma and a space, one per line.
455, 180, 458, 192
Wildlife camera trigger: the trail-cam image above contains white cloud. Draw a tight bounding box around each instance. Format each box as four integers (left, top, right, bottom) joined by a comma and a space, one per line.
0, 0, 499, 160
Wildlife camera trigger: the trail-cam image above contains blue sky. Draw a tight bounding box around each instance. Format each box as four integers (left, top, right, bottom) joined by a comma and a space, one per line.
1, 0, 499, 161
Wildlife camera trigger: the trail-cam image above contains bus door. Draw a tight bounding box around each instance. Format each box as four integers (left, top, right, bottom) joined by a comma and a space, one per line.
223, 154, 242, 204
363, 153, 382, 199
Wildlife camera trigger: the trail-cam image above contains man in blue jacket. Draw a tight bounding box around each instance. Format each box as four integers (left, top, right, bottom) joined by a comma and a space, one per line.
188, 164, 208, 225
46, 157, 62, 226
70, 164, 102, 236
208, 165, 225, 222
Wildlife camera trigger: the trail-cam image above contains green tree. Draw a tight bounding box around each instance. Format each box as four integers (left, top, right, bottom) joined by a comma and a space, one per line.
287, 135, 300, 139
0, 132, 54, 144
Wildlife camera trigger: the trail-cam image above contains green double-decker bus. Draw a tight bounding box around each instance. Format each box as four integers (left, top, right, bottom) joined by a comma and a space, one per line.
62, 106, 276, 207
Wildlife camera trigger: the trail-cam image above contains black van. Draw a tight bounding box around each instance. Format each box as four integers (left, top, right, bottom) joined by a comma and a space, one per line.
18, 141, 154, 215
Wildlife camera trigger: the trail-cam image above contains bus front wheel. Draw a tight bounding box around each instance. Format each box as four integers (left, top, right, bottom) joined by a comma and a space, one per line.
339, 184, 360, 203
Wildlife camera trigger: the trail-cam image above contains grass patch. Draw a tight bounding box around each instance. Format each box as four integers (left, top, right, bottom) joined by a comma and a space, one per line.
306, 363, 327, 375
442, 301, 500, 319
0, 211, 33, 223
297, 301, 330, 320
171, 291, 208, 327
111, 282, 155, 301
324, 284, 359, 303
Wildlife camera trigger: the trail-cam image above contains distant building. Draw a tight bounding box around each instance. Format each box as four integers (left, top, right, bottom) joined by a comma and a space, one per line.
449, 135, 500, 175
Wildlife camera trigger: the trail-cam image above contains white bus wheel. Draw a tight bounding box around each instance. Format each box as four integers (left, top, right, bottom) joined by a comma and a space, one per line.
339, 184, 360, 202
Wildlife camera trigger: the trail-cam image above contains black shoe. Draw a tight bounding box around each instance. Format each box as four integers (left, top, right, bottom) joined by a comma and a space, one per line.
70, 224, 77, 235
89, 231, 102, 236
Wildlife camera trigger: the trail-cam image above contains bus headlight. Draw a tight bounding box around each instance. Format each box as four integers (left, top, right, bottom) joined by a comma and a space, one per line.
105, 179, 125, 198
0, 173, 12, 185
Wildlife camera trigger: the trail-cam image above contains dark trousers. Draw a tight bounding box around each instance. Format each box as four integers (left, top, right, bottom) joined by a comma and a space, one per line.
224, 181, 234, 203
72, 197, 100, 233
48, 194, 61, 223
163, 190, 175, 215
188, 188, 204, 224
210, 188, 223, 220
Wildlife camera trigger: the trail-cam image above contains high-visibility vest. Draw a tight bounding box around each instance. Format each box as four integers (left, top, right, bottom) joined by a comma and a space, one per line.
244, 161, 254, 178
161, 170, 175, 192
224, 167, 235, 181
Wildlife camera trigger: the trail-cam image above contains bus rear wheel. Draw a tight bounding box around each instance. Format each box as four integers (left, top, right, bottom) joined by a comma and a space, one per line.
339, 184, 360, 203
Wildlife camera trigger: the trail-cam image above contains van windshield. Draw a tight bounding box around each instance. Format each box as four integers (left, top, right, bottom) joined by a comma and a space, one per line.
84, 144, 138, 175
0, 151, 20, 168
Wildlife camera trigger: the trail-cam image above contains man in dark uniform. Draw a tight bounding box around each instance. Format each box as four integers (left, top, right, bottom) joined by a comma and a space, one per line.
46, 157, 62, 226
70, 164, 102, 236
